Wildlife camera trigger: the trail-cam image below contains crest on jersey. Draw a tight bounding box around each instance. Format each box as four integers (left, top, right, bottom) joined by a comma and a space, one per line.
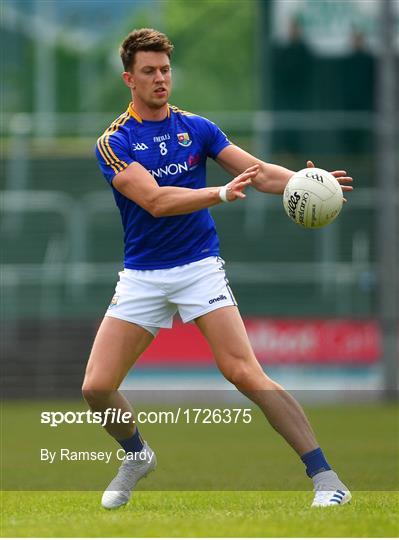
177, 132, 192, 147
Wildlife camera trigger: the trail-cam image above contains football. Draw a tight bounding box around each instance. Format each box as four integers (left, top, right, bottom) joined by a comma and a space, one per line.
283, 167, 343, 228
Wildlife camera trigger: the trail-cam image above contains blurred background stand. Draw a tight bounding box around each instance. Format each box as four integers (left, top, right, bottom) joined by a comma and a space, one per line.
376, 0, 399, 400
1, 0, 398, 398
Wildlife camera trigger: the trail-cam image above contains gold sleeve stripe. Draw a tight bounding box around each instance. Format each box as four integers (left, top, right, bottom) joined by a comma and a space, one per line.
97, 117, 126, 170
104, 116, 130, 169
98, 113, 126, 161
100, 124, 124, 172
96, 139, 120, 174
98, 128, 118, 169
97, 132, 123, 173
99, 112, 129, 166
97, 111, 131, 174
98, 120, 126, 173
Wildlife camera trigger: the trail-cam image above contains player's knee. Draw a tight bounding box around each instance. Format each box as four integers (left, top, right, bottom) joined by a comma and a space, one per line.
81, 381, 113, 407
222, 358, 260, 387
81, 383, 98, 406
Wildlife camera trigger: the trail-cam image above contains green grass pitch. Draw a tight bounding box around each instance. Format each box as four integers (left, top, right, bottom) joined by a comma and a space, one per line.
2, 490, 398, 537
1, 401, 398, 537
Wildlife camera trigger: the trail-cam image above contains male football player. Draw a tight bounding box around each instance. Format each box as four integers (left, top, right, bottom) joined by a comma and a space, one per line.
83, 28, 353, 510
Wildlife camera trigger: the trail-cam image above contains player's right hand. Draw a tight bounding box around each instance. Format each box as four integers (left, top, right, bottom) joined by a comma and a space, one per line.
224, 164, 259, 202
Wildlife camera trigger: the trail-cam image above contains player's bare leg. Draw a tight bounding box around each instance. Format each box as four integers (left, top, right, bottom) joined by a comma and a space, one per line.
82, 317, 157, 509
195, 306, 351, 506
82, 316, 153, 438
195, 306, 317, 454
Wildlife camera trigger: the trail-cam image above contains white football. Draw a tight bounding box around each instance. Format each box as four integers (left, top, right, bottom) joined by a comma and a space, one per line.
283, 167, 343, 228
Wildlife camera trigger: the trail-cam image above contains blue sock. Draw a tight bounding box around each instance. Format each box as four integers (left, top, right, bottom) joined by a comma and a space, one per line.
301, 447, 331, 478
117, 428, 144, 453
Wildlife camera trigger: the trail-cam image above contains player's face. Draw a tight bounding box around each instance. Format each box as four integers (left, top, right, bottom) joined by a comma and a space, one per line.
128, 51, 172, 109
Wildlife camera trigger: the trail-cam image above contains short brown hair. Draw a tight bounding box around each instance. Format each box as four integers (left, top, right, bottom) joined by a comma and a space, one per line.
120, 28, 174, 71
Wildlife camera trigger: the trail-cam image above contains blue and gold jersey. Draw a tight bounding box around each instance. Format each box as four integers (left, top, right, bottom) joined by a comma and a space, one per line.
95, 103, 231, 270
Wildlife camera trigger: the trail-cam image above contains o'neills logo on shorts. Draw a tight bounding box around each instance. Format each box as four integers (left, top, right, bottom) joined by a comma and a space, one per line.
209, 294, 227, 304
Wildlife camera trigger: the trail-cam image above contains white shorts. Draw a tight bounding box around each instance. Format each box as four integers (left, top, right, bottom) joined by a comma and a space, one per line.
105, 256, 237, 336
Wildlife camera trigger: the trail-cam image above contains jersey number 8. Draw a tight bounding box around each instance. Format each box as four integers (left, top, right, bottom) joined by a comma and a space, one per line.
159, 142, 168, 156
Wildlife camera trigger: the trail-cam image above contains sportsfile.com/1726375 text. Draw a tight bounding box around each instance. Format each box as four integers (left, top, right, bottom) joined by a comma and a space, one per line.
40, 408, 253, 427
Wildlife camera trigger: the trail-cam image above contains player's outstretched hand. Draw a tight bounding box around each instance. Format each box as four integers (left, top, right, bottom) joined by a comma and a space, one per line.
307, 160, 353, 203
224, 164, 259, 202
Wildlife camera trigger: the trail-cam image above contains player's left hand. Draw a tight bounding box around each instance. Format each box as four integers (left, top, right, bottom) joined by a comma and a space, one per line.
307, 160, 353, 203
225, 164, 259, 201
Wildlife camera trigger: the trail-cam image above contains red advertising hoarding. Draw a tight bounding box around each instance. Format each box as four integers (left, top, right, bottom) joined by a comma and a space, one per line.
140, 318, 380, 365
